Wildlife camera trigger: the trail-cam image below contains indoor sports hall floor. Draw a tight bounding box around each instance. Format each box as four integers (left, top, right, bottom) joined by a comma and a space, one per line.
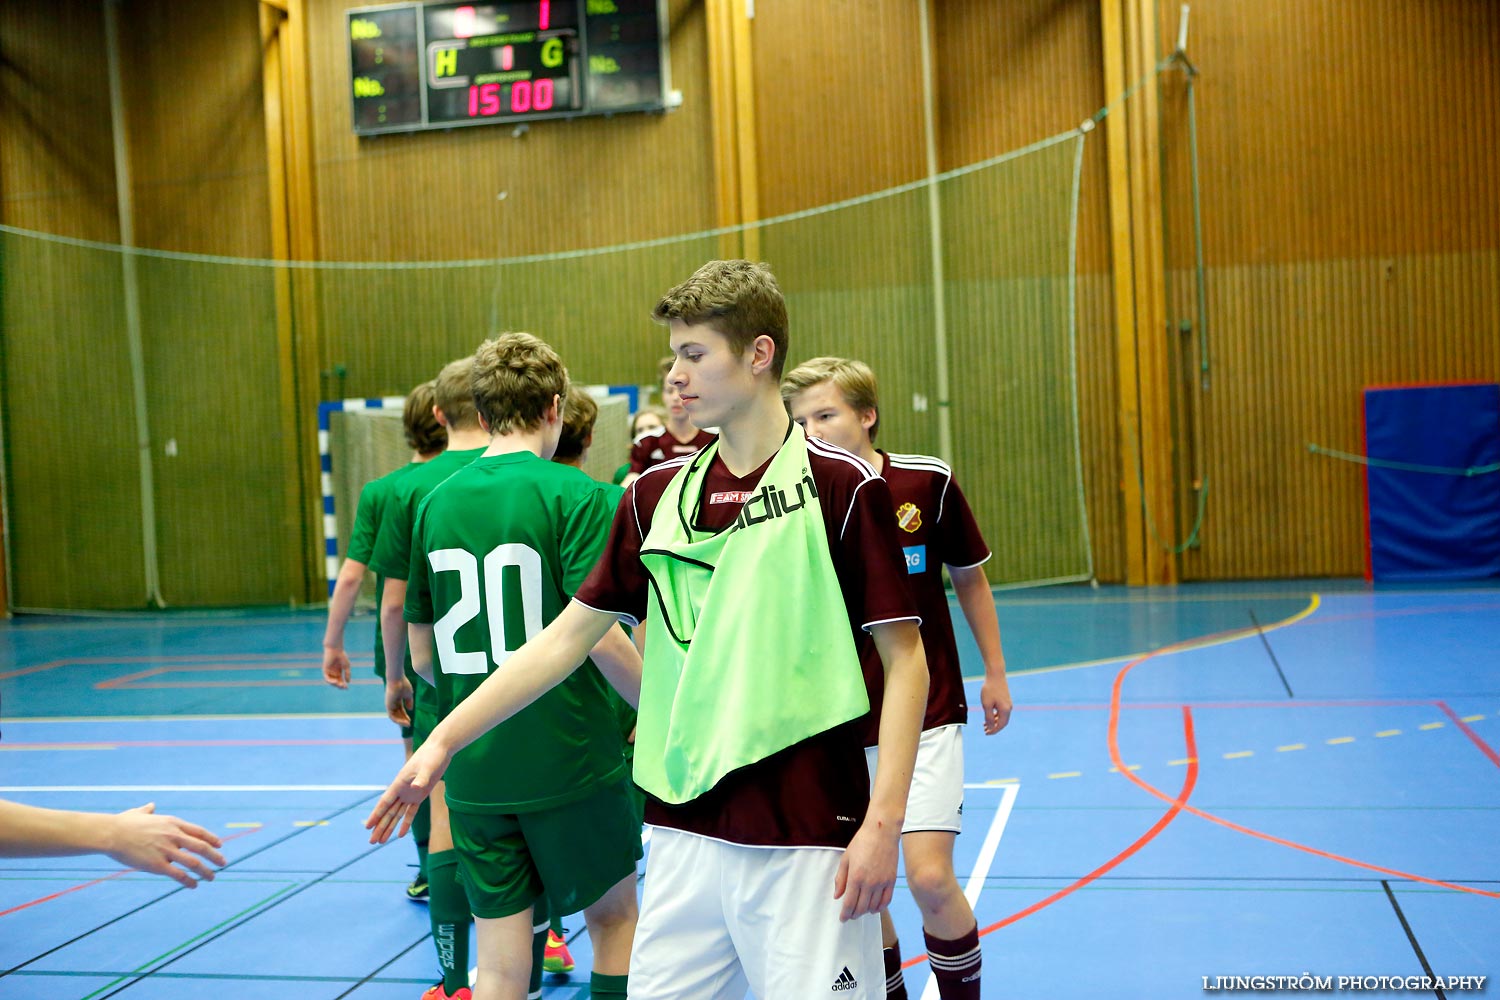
2, 581, 1497, 999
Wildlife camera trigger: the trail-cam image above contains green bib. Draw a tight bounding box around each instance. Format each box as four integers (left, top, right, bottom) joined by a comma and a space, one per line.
635, 423, 869, 804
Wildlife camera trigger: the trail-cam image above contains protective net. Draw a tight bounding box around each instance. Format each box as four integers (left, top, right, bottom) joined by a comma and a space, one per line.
0, 130, 1088, 610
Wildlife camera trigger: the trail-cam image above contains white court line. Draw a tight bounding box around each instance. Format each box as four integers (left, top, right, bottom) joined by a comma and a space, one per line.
919, 781, 1019, 1000
0, 785, 386, 793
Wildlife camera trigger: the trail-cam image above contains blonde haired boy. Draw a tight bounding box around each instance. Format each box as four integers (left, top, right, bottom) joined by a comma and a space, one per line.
782, 356, 1015, 1000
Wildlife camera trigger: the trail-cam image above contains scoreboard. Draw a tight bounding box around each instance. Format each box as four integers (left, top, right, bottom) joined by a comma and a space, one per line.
348, 1, 668, 136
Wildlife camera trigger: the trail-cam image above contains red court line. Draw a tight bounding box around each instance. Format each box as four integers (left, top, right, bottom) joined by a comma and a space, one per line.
3, 653, 371, 683
1437, 701, 1500, 771
0, 827, 261, 919
901, 706, 1199, 971
1107, 633, 1500, 900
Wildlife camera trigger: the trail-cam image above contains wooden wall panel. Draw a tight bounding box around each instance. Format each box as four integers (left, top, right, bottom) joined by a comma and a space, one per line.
305, 0, 715, 264
0, 3, 143, 608
749, 0, 926, 218
1155, 0, 1500, 579
933, 0, 1124, 581
0, 3, 119, 239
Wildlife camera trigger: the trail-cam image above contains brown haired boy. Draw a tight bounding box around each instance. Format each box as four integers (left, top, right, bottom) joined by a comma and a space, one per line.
367, 262, 928, 1000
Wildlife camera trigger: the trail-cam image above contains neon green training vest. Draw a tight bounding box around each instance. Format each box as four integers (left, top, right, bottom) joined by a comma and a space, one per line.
634, 423, 870, 804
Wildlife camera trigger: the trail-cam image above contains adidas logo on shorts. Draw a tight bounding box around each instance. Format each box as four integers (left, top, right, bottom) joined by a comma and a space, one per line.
832, 966, 859, 992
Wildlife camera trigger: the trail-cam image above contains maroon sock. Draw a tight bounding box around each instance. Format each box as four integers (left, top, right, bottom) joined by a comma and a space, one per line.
883, 943, 909, 1000
924, 925, 981, 1000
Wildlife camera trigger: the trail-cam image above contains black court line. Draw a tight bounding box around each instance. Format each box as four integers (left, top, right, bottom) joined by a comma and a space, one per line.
95, 841, 386, 999
1382, 880, 1447, 999
0, 792, 378, 980
331, 933, 434, 1000
1248, 609, 1295, 698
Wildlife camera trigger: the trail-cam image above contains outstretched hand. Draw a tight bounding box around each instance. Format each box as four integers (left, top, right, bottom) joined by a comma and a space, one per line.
364, 742, 450, 844
107, 804, 226, 889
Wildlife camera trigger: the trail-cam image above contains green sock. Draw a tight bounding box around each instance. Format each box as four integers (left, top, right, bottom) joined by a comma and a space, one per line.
590, 972, 629, 998
529, 895, 549, 994
412, 801, 431, 878
427, 850, 471, 995
550, 908, 564, 936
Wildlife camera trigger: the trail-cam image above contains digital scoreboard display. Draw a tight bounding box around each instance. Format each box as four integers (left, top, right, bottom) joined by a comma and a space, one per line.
348, 1, 668, 136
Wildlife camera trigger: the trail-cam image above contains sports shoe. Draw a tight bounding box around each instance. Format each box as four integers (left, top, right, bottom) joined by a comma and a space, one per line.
405, 875, 429, 902
543, 929, 575, 974
420, 985, 471, 1000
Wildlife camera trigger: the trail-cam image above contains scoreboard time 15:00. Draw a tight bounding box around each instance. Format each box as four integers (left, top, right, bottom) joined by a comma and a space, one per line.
348, 1, 667, 136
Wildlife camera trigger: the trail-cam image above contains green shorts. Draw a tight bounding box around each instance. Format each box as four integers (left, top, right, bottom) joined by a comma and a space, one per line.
410, 678, 439, 749
448, 774, 643, 920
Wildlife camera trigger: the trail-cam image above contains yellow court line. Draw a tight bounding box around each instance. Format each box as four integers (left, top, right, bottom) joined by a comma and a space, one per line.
1109, 765, 1142, 773
1277, 744, 1306, 752
1375, 730, 1402, 738
1047, 771, 1082, 780
1461, 714, 1485, 723
972, 593, 1323, 681
1419, 722, 1445, 731
292, 820, 329, 827
1223, 750, 1254, 759
1168, 757, 1197, 766
226, 822, 264, 828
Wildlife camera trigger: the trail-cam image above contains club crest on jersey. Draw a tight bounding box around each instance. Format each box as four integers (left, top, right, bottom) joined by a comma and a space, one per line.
896, 502, 923, 533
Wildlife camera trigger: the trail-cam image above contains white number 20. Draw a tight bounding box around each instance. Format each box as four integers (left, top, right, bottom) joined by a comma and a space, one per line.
427, 544, 544, 675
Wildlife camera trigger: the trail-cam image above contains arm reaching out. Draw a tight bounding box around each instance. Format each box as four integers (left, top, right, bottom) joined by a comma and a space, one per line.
365, 601, 620, 843
834, 619, 927, 921
0, 800, 226, 889
949, 563, 1013, 735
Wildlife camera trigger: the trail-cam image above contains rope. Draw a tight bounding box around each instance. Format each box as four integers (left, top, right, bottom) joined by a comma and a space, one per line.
1306, 443, 1500, 477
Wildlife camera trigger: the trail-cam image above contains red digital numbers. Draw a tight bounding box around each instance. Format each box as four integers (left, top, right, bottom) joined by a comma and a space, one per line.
453, 5, 476, 38
468, 78, 555, 118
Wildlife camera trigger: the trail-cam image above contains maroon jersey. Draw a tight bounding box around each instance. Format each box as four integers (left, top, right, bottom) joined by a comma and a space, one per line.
857, 450, 990, 742
575, 432, 919, 848
627, 426, 717, 476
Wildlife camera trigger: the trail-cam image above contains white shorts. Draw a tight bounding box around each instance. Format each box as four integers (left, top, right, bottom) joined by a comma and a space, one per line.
865, 724, 965, 835
629, 828, 883, 1000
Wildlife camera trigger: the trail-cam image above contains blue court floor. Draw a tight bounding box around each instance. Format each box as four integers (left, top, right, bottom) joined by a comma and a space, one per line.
1, 582, 1497, 998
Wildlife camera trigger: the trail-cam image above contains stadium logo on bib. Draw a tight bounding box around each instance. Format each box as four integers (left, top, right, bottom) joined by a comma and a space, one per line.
896, 502, 922, 533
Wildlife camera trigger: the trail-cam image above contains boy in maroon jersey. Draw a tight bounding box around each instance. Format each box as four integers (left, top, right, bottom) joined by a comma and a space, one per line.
620, 356, 716, 487
783, 356, 1015, 1000
366, 261, 928, 1000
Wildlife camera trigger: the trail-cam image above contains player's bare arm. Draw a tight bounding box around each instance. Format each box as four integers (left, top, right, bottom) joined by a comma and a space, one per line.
321, 557, 368, 689
0, 800, 226, 889
586, 619, 644, 707
378, 578, 415, 728
364, 601, 618, 843
836, 618, 927, 921
949, 563, 1014, 735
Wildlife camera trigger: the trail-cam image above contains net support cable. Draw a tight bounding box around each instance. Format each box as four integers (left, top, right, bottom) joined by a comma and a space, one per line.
105, 0, 165, 609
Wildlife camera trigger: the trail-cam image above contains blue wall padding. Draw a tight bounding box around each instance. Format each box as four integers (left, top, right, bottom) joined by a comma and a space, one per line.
1364, 384, 1500, 581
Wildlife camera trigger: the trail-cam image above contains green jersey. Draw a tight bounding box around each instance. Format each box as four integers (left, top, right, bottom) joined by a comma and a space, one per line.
405, 451, 626, 813
368, 447, 487, 583
348, 462, 421, 679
